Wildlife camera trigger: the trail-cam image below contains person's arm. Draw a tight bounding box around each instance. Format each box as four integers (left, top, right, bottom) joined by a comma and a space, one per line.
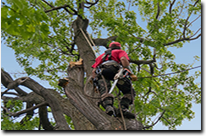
120, 56, 130, 68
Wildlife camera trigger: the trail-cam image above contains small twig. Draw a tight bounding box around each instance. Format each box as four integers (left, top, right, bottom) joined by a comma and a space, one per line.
187, 15, 201, 28
1, 106, 11, 114
189, 28, 201, 38
41, 0, 54, 8
162, 116, 171, 125
143, 110, 166, 129
84, 0, 99, 8
183, 0, 200, 38
127, 0, 131, 11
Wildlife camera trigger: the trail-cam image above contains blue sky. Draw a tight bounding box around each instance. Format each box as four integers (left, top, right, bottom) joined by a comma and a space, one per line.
1, 0, 202, 130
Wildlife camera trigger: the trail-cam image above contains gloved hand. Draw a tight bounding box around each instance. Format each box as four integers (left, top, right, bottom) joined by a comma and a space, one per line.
123, 68, 138, 81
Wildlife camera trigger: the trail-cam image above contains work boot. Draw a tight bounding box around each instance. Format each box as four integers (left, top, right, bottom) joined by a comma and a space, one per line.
105, 105, 115, 116
101, 94, 115, 116
115, 105, 135, 119
117, 95, 135, 118
122, 107, 135, 119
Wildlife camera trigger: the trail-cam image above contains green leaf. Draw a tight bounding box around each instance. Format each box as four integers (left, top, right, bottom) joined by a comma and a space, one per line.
26, 24, 35, 33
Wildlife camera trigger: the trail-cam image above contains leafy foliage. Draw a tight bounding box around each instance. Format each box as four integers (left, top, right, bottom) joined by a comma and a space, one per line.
1, 116, 39, 130
1, 0, 201, 130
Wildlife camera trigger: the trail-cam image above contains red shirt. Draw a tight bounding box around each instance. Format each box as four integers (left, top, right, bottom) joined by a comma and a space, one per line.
92, 49, 130, 68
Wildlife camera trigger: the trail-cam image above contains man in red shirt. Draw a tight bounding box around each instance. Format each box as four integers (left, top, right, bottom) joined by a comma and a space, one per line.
92, 42, 135, 119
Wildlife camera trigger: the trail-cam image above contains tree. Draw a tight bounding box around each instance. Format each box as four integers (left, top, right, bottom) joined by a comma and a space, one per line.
1, 0, 201, 130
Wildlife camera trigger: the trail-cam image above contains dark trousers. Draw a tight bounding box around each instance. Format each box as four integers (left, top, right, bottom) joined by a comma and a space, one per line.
97, 65, 135, 109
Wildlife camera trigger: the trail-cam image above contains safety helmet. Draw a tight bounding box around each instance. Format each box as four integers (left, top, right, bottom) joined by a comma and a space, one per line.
109, 42, 121, 48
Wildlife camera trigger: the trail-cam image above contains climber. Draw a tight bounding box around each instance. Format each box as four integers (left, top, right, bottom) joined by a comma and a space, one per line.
92, 42, 136, 119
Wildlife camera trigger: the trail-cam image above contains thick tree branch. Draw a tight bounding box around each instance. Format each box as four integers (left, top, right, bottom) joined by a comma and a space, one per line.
92, 36, 118, 48
130, 59, 155, 65
9, 101, 47, 117
20, 78, 70, 130
3, 70, 69, 130
1, 69, 27, 96
130, 53, 156, 65
1, 71, 70, 130
39, 105, 54, 130
2, 91, 63, 130
77, 0, 85, 17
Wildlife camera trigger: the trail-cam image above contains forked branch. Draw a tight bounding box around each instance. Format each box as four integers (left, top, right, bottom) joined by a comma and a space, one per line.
143, 110, 166, 129
84, 0, 99, 8
45, 4, 78, 15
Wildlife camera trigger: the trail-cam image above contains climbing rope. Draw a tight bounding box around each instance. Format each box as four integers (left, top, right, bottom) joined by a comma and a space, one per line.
83, 75, 109, 99
117, 95, 127, 130
79, 28, 99, 57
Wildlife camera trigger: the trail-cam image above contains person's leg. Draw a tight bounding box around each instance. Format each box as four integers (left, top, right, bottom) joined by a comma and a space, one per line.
116, 77, 136, 119
98, 66, 119, 115
97, 77, 115, 116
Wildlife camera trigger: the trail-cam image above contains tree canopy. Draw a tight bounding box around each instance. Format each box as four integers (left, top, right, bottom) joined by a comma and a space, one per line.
1, 0, 201, 130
